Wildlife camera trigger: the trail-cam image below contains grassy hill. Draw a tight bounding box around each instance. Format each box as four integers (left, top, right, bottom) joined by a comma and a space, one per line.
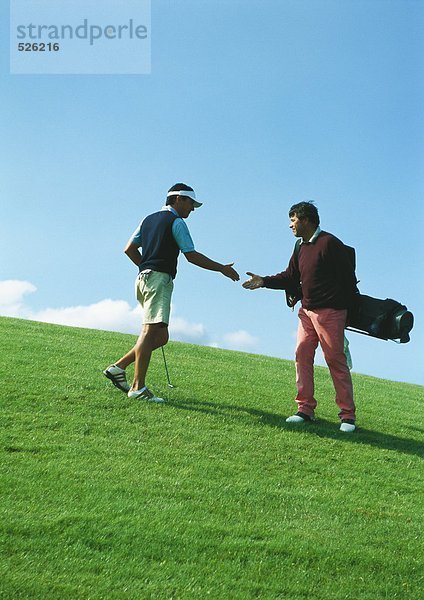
0, 316, 423, 599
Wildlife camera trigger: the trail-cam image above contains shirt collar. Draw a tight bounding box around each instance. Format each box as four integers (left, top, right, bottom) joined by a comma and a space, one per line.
161, 205, 179, 217
302, 226, 321, 244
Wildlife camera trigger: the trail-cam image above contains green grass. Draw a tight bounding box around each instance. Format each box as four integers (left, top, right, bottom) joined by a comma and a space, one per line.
0, 316, 423, 599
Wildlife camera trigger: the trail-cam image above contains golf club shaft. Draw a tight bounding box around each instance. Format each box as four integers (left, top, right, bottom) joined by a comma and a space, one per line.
161, 346, 173, 387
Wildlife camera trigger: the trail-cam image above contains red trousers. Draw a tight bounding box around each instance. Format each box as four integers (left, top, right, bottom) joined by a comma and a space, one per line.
295, 307, 356, 421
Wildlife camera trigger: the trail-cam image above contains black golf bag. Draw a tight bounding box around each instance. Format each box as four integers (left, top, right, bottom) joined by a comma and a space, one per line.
346, 294, 414, 344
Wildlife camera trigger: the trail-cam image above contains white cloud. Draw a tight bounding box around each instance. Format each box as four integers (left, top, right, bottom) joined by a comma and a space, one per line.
222, 329, 259, 351
0, 280, 259, 352
35, 299, 142, 334
169, 315, 208, 343
0, 279, 211, 344
0, 280, 142, 334
0, 279, 36, 317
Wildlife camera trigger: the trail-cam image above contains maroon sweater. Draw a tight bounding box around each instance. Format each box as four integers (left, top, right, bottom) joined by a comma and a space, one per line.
263, 231, 357, 310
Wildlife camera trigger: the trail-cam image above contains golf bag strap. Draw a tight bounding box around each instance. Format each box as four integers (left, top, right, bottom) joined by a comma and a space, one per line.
285, 240, 302, 308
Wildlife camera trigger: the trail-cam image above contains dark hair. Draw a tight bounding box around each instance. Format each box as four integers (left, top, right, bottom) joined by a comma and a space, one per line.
166, 183, 194, 206
289, 201, 320, 226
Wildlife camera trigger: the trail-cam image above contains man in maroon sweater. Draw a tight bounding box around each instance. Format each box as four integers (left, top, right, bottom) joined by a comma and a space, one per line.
243, 201, 357, 433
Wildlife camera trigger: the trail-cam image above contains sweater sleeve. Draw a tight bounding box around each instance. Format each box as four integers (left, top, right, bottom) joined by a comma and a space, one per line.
262, 252, 300, 290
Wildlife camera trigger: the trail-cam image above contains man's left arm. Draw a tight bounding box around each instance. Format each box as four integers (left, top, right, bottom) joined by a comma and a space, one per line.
124, 238, 142, 267
123, 222, 143, 268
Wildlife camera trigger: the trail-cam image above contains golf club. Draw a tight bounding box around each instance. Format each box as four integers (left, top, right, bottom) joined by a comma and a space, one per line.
161, 346, 175, 388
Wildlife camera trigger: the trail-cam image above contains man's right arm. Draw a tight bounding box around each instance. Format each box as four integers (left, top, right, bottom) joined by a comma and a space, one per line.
172, 218, 239, 281
243, 253, 300, 291
242, 272, 265, 289
184, 251, 239, 281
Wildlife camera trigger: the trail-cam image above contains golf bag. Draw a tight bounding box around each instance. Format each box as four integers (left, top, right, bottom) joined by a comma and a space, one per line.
346, 295, 414, 344
286, 239, 414, 343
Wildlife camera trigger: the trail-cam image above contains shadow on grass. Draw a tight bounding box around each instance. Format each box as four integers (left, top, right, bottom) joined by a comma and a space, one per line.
168, 397, 424, 459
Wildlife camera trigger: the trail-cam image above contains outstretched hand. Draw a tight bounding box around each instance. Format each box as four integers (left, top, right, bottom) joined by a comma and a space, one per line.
242, 272, 264, 290
222, 263, 240, 282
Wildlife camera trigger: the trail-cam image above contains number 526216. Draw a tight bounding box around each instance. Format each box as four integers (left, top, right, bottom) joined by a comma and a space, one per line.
18, 42, 60, 52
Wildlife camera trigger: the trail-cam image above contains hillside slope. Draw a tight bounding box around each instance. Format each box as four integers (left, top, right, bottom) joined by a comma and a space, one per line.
1, 317, 423, 599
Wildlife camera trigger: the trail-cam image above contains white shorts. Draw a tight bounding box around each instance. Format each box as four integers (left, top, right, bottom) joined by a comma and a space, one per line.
135, 271, 174, 325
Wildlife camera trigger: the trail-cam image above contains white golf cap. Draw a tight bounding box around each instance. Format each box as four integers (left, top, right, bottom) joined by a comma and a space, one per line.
166, 189, 202, 208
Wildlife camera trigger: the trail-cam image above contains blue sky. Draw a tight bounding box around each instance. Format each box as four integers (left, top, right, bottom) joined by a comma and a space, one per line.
1, 0, 423, 386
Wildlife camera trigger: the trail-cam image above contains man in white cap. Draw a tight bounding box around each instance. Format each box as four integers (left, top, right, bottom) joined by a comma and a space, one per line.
104, 183, 239, 402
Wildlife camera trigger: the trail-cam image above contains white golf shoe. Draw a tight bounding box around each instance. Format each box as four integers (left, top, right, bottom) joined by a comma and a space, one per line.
286, 412, 313, 423
128, 386, 165, 403
340, 421, 356, 433
103, 365, 130, 392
